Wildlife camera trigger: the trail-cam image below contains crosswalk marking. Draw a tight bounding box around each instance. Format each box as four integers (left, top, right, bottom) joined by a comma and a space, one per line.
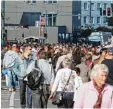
9, 92, 15, 108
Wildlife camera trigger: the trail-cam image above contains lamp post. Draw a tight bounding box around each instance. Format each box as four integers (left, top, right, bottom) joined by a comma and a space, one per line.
1, 0, 5, 45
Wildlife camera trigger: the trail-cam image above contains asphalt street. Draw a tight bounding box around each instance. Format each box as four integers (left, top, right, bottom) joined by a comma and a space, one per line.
1, 80, 57, 108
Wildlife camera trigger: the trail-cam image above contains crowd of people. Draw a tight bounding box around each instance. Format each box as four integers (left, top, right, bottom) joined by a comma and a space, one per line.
1, 42, 113, 108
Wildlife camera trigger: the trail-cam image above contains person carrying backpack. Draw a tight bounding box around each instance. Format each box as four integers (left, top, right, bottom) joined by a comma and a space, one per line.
26, 51, 55, 108
13, 44, 34, 108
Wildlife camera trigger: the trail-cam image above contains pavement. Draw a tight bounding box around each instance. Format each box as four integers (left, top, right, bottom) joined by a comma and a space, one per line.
1, 79, 57, 108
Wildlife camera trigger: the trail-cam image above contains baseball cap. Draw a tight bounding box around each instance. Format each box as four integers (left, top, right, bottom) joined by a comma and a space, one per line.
107, 47, 113, 55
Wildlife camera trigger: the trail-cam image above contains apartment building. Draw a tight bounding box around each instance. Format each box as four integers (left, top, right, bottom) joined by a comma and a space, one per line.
73, 1, 112, 29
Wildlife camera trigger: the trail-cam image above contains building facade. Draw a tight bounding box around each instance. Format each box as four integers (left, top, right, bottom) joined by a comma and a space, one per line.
73, 1, 112, 29
3, 0, 112, 43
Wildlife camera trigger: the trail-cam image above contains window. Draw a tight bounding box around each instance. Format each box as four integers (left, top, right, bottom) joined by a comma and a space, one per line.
44, 14, 57, 26
20, 12, 41, 26
32, 0, 36, 3
53, 14, 57, 26
53, 0, 57, 3
103, 3, 107, 10
48, 0, 52, 3
43, 0, 48, 3
48, 14, 52, 26
84, 16, 87, 24
103, 17, 108, 23
97, 3, 101, 10
84, 3, 88, 10
43, 0, 57, 3
91, 17, 94, 24
91, 3, 95, 11
25, 0, 36, 3
97, 17, 101, 24
26, 0, 31, 3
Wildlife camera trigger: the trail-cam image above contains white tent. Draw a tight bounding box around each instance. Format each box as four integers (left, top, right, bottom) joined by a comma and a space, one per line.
24, 36, 45, 43
24, 36, 45, 40
88, 36, 101, 42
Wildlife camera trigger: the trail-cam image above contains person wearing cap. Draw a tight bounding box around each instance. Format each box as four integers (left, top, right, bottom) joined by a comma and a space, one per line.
102, 47, 113, 86
93, 48, 107, 65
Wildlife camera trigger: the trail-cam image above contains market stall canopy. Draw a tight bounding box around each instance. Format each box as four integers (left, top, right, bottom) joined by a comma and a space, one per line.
23, 36, 45, 43
88, 36, 101, 42
24, 36, 45, 40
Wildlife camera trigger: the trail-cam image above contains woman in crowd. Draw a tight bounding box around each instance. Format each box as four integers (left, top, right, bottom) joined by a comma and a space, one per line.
49, 57, 77, 108
74, 64, 113, 108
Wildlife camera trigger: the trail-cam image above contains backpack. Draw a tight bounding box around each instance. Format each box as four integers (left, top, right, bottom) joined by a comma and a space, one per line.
27, 60, 43, 90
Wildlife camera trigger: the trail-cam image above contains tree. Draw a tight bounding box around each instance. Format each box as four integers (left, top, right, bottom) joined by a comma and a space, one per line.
108, 17, 113, 26
81, 29, 94, 38
96, 26, 112, 32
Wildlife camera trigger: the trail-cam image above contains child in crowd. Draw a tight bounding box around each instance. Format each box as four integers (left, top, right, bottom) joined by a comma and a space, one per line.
74, 67, 83, 101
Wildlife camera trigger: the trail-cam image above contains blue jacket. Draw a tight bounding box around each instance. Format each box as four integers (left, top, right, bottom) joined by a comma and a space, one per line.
13, 56, 34, 80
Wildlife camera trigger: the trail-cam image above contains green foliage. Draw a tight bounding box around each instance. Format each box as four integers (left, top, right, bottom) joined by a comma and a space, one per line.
108, 17, 113, 26
96, 26, 112, 32
81, 29, 94, 37
111, 28, 113, 35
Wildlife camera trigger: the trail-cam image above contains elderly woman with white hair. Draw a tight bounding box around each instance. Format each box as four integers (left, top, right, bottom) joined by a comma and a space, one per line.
74, 64, 113, 108
49, 57, 77, 108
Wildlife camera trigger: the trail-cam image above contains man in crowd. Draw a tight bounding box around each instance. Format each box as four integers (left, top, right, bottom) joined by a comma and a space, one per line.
13, 44, 34, 108
93, 48, 107, 65
26, 51, 55, 108
102, 47, 113, 86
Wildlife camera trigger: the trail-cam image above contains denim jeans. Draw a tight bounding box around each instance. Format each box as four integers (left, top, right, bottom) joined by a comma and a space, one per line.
31, 84, 50, 108
19, 79, 27, 108
26, 85, 32, 108
7, 70, 17, 88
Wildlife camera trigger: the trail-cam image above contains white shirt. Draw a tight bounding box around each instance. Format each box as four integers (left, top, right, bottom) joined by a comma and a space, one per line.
52, 68, 77, 92
74, 76, 83, 101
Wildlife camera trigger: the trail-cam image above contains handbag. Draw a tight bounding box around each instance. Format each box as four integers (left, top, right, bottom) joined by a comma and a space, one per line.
52, 71, 72, 105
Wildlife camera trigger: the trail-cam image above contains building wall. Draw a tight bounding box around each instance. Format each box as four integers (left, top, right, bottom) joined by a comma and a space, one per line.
6, 27, 58, 44
72, 1, 81, 29
5, 1, 72, 43
81, 1, 111, 28
46, 27, 58, 44
5, 1, 72, 32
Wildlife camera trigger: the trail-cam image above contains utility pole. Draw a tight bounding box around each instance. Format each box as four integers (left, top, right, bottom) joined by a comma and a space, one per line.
1, 0, 5, 45
44, 10, 47, 35
89, 0, 92, 28
44, 10, 47, 41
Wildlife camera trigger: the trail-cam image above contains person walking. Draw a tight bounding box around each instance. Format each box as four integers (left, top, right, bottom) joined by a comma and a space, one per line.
76, 57, 91, 83
13, 44, 34, 108
26, 51, 55, 108
3, 44, 19, 92
74, 64, 113, 108
49, 57, 76, 108
102, 47, 113, 86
